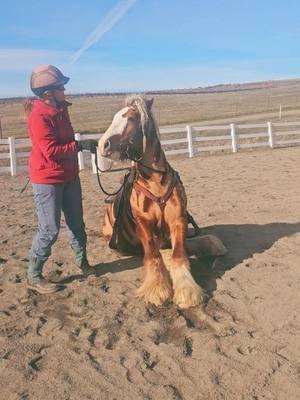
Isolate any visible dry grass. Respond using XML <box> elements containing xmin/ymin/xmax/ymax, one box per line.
<box><xmin>1</xmin><ymin>80</ymin><xmax>300</xmax><ymax>138</ymax></box>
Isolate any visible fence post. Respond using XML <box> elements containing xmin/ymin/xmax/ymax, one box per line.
<box><xmin>279</xmin><ymin>104</ymin><xmax>282</xmax><ymax>120</ymax></box>
<box><xmin>75</xmin><ymin>133</ymin><xmax>84</xmax><ymax>170</ymax></box>
<box><xmin>91</xmin><ymin>153</ymin><xmax>97</xmax><ymax>174</ymax></box>
<box><xmin>230</xmin><ymin>123</ymin><xmax>238</xmax><ymax>153</ymax></box>
<box><xmin>8</xmin><ymin>137</ymin><xmax>17</xmax><ymax>176</ymax></box>
<box><xmin>186</xmin><ymin>125</ymin><xmax>194</xmax><ymax>157</ymax></box>
<box><xmin>267</xmin><ymin>121</ymin><xmax>275</xmax><ymax>148</ymax></box>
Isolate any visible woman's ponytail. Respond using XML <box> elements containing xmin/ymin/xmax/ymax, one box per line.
<box><xmin>24</xmin><ymin>99</ymin><xmax>33</xmax><ymax>118</ymax></box>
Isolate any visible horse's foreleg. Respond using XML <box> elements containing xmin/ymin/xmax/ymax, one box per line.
<box><xmin>167</xmin><ymin>218</ymin><xmax>204</xmax><ymax>309</ymax></box>
<box><xmin>135</xmin><ymin>217</ymin><xmax>173</xmax><ymax>306</ymax></box>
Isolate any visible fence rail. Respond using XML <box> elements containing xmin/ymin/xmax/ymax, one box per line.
<box><xmin>1</xmin><ymin>120</ymin><xmax>300</xmax><ymax>176</ymax></box>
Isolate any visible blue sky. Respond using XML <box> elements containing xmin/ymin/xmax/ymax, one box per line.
<box><xmin>1</xmin><ymin>0</ymin><xmax>300</xmax><ymax>97</ymax></box>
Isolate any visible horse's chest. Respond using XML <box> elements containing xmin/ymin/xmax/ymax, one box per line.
<box><xmin>131</xmin><ymin>194</ymin><xmax>165</xmax><ymax>221</ymax></box>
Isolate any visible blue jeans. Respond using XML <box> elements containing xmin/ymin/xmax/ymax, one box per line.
<box><xmin>30</xmin><ymin>177</ymin><xmax>87</xmax><ymax>261</ymax></box>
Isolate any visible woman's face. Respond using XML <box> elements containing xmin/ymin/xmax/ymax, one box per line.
<box><xmin>52</xmin><ymin>86</ymin><xmax>66</xmax><ymax>103</ymax></box>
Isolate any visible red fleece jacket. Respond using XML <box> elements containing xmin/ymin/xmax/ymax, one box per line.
<box><xmin>28</xmin><ymin>99</ymin><xmax>79</xmax><ymax>183</ymax></box>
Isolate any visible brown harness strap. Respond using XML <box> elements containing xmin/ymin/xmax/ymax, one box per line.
<box><xmin>133</xmin><ymin>170</ymin><xmax>178</xmax><ymax>209</ymax></box>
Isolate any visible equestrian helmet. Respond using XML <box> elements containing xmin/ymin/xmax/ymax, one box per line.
<box><xmin>30</xmin><ymin>64</ymin><xmax>70</xmax><ymax>96</ymax></box>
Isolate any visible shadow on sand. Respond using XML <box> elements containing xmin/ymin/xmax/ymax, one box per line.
<box><xmin>58</xmin><ymin>254</ymin><xmax>143</xmax><ymax>285</ymax></box>
<box><xmin>191</xmin><ymin>222</ymin><xmax>300</xmax><ymax>296</ymax></box>
<box><xmin>60</xmin><ymin>222</ymin><xmax>300</xmax><ymax>298</ymax></box>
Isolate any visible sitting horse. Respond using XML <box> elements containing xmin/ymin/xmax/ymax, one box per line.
<box><xmin>98</xmin><ymin>95</ymin><xmax>226</xmax><ymax>309</ymax></box>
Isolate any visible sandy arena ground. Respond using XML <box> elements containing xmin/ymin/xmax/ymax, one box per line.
<box><xmin>1</xmin><ymin>147</ymin><xmax>300</xmax><ymax>400</ymax></box>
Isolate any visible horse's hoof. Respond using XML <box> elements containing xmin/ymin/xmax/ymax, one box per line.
<box><xmin>135</xmin><ymin>284</ymin><xmax>173</xmax><ymax>306</ymax></box>
<box><xmin>169</xmin><ymin>267</ymin><xmax>204</xmax><ymax>308</ymax></box>
<box><xmin>173</xmin><ymin>283</ymin><xmax>205</xmax><ymax>309</ymax></box>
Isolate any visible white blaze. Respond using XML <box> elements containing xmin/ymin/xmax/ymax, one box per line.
<box><xmin>98</xmin><ymin>106</ymin><xmax>130</xmax><ymax>158</ymax></box>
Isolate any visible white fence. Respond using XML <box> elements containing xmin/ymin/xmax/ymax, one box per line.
<box><xmin>1</xmin><ymin>121</ymin><xmax>300</xmax><ymax>176</ymax></box>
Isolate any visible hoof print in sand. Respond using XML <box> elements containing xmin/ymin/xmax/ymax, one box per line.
<box><xmin>99</xmin><ymin>278</ymin><xmax>110</xmax><ymax>293</ymax></box>
<box><xmin>28</xmin><ymin>354</ymin><xmax>43</xmax><ymax>372</ymax></box>
<box><xmin>164</xmin><ymin>385</ymin><xmax>183</xmax><ymax>400</ymax></box>
<box><xmin>142</xmin><ymin>350</ymin><xmax>159</xmax><ymax>370</ymax></box>
<box><xmin>181</xmin><ymin>337</ymin><xmax>193</xmax><ymax>357</ymax></box>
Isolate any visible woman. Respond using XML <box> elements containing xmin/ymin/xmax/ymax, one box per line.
<box><xmin>25</xmin><ymin>64</ymin><xmax>98</xmax><ymax>294</ymax></box>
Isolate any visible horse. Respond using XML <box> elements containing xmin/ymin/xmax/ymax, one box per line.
<box><xmin>98</xmin><ymin>95</ymin><xmax>226</xmax><ymax>309</ymax></box>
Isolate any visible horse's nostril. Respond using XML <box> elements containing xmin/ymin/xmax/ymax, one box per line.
<box><xmin>104</xmin><ymin>140</ymin><xmax>110</xmax><ymax>151</ymax></box>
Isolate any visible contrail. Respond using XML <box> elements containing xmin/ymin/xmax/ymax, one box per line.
<box><xmin>70</xmin><ymin>0</ymin><xmax>137</xmax><ymax>64</ymax></box>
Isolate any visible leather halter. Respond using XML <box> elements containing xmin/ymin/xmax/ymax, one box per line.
<box><xmin>133</xmin><ymin>168</ymin><xmax>178</xmax><ymax>209</ymax></box>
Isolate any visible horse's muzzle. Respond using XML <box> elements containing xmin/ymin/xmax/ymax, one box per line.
<box><xmin>100</xmin><ymin>139</ymin><xmax>114</xmax><ymax>158</ymax></box>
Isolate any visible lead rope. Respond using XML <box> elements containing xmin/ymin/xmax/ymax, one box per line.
<box><xmin>94</xmin><ymin>150</ymin><xmax>131</xmax><ymax>197</ymax></box>
<box><xmin>19</xmin><ymin>177</ymin><xmax>30</xmax><ymax>193</ymax></box>
<box><xmin>93</xmin><ymin>141</ymin><xmax>166</xmax><ymax>197</ymax></box>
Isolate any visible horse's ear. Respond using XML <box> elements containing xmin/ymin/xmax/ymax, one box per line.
<box><xmin>146</xmin><ymin>98</ymin><xmax>154</xmax><ymax>110</ymax></box>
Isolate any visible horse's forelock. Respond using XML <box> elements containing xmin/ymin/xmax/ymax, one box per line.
<box><xmin>125</xmin><ymin>96</ymin><xmax>148</xmax><ymax>126</ymax></box>
<box><xmin>124</xmin><ymin>95</ymin><xmax>159</xmax><ymax>142</ymax></box>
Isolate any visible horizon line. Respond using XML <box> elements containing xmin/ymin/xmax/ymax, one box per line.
<box><xmin>1</xmin><ymin>77</ymin><xmax>300</xmax><ymax>100</ymax></box>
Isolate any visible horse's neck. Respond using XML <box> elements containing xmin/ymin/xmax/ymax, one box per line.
<box><xmin>145</xmin><ymin>121</ymin><xmax>164</xmax><ymax>162</ymax></box>
<box><xmin>135</xmin><ymin>119</ymin><xmax>169</xmax><ymax>183</ymax></box>
<box><xmin>135</xmin><ymin>136</ymin><xmax>169</xmax><ymax>187</ymax></box>
<box><xmin>143</xmin><ymin>137</ymin><xmax>167</xmax><ymax>170</ymax></box>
